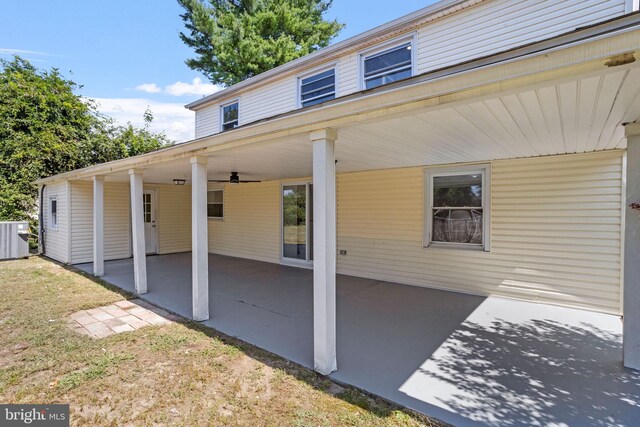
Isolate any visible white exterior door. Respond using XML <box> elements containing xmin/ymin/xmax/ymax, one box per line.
<box><xmin>143</xmin><ymin>190</ymin><xmax>157</xmax><ymax>254</ymax></box>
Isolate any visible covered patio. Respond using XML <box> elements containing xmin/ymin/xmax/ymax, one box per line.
<box><xmin>40</xmin><ymin>17</ymin><xmax>640</xmax><ymax>424</ymax></box>
<box><xmin>76</xmin><ymin>253</ymin><xmax>640</xmax><ymax>426</ymax></box>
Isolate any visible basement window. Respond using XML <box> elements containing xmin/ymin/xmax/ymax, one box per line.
<box><xmin>207</xmin><ymin>189</ymin><xmax>224</xmax><ymax>219</ymax></box>
<box><xmin>221</xmin><ymin>101</ymin><xmax>239</xmax><ymax>131</ymax></box>
<box><xmin>424</xmin><ymin>165</ymin><xmax>490</xmax><ymax>251</ymax></box>
<box><xmin>362</xmin><ymin>40</ymin><xmax>413</xmax><ymax>89</ymax></box>
<box><xmin>49</xmin><ymin>197</ymin><xmax>58</xmax><ymax>230</ymax></box>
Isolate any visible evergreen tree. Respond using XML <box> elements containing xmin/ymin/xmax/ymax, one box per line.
<box><xmin>178</xmin><ymin>0</ymin><xmax>344</xmax><ymax>86</ymax></box>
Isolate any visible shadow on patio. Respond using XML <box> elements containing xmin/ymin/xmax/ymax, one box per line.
<box><xmin>74</xmin><ymin>253</ymin><xmax>640</xmax><ymax>426</ymax></box>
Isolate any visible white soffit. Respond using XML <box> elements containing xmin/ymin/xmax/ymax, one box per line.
<box><xmin>100</xmin><ymin>64</ymin><xmax>640</xmax><ymax>183</ymax></box>
<box><xmin>334</xmin><ymin>66</ymin><xmax>640</xmax><ymax>172</ymax></box>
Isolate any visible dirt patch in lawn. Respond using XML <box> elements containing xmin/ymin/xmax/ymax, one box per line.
<box><xmin>0</xmin><ymin>256</ymin><xmax>447</xmax><ymax>426</ymax></box>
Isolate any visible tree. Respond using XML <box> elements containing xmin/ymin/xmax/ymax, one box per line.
<box><xmin>178</xmin><ymin>0</ymin><xmax>344</xmax><ymax>86</ymax></box>
<box><xmin>0</xmin><ymin>56</ymin><xmax>171</xmax><ymax>224</ymax></box>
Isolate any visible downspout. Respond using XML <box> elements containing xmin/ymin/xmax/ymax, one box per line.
<box><xmin>39</xmin><ymin>184</ymin><xmax>46</xmax><ymax>255</ymax></box>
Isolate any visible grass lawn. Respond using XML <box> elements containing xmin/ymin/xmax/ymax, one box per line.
<box><xmin>0</xmin><ymin>256</ymin><xmax>444</xmax><ymax>426</ymax></box>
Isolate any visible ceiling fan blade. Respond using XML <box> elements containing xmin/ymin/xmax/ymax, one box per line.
<box><xmin>239</xmin><ymin>180</ymin><xmax>262</xmax><ymax>183</ymax></box>
<box><xmin>208</xmin><ymin>180</ymin><xmax>229</xmax><ymax>183</ymax></box>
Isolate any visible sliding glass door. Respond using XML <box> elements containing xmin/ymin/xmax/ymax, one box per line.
<box><xmin>282</xmin><ymin>183</ymin><xmax>313</xmax><ymax>263</ymax></box>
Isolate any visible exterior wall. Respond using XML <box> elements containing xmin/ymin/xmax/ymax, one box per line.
<box><xmin>415</xmin><ymin>0</ymin><xmax>626</xmax><ymax>73</ymax></box>
<box><xmin>337</xmin><ymin>150</ymin><xmax>624</xmax><ymax>314</ymax></box>
<box><xmin>144</xmin><ymin>184</ymin><xmax>192</xmax><ymax>254</ymax></box>
<box><xmin>69</xmin><ymin>181</ymin><xmax>131</xmax><ymax>264</ymax></box>
<box><xmin>68</xmin><ymin>182</ymin><xmax>189</xmax><ymax>264</ymax></box>
<box><xmin>202</xmin><ymin>150</ymin><xmax>623</xmax><ymax>314</ymax></box>
<box><xmin>195</xmin><ymin>107</ymin><xmax>219</xmax><ymax>139</ymax></box>
<box><xmin>192</xmin><ymin>0</ymin><xmax>627</xmax><ymax>138</ymax></box>
<box><xmin>207</xmin><ymin>181</ymin><xmax>281</xmax><ymax>263</ymax></box>
<box><xmin>240</xmin><ymin>78</ymin><xmax>297</xmax><ymax>126</ymax></box>
<box><xmin>42</xmin><ymin>181</ymin><xmax>69</xmax><ymax>263</ymax></box>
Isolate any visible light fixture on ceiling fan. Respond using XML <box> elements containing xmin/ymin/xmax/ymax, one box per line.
<box><xmin>208</xmin><ymin>171</ymin><xmax>261</xmax><ymax>184</ymax></box>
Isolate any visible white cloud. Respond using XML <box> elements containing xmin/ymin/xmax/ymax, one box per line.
<box><xmin>134</xmin><ymin>77</ymin><xmax>221</xmax><ymax>97</ymax></box>
<box><xmin>164</xmin><ymin>77</ymin><xmax>221</xmax><ymax>96</ymax></box>
<box><xmin>135</xmin><ymin>83</ymin><xmax>162</xmax><ymax>93</ymax></box>
<box><xmin>90</xmin><ymin>97</ymin><xmax>194</xmax><ymax>143</ymax></box>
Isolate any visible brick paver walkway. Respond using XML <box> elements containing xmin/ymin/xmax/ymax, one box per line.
<box><xmin>68</xmin><ymin>299</ymin><xmax>178</xmax><ymax>338</ymax></box>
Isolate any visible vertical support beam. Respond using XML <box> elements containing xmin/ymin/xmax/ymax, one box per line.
<box><xmin>624</xmin><ymin>122</ymin><xmax>640</xmax><ymax>370</ymax></box>
<box><xmin>129</xmin><ymin>169</ymin><xmax>147</xmax><ymax>294</ymax></box>
<box><xmin>311</xmin><ymin>128</ymin><xmax>338</xmax><ymax>375</ymax></box>
<box><xmin>93</xmin><ymin>175</ymin><xmax>105</xmax><ymax>277</ymax></box>
<box><xmin>191</xmin><ymin>156</ymin><xmax>209</xmax><ymax>321</ymax></box>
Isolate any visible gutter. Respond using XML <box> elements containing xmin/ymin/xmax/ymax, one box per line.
<box><xmin>34</xmin><ymin>12</ymin><xmax>640</xmax><ymax>185</ymax></box>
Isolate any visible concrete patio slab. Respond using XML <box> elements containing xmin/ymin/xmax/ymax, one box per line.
<box><xmin>75</xmin><ymin>253</ymin><xmax>640</xmax><ymax>426</ymax></box>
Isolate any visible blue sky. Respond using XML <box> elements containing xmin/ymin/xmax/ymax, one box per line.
<box><xmin>1</xmin><ymin>0</ymin><xmax>436</xmax><ymax>141</ymax></box>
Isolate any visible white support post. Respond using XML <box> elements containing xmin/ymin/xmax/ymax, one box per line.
<box><xmin>624</xmin><ymin>122</ymin><xmax>640</xmax><ymax>370</ymax></box>
<box><xmin>129</xmin><ymin>169</ymin><xmax>147</xmax><ymax>295</ymax></box>
<box><xmin>93</xmin><ymin>175</ymin><xmax>105</xmax><ymax>277</ymax></box>
<box><xmin>311</xmin><ymin>128</ymin><xmax>338</xmax><ymax>375</ymax></box>
<box><xmin>191</xmin><ymin>156</ymin><xmax>209</xmax><ymax>321</ymax></box>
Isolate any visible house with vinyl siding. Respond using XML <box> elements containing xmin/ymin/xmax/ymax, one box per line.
<box><xmin>36</xmin><ymin>0</ymin><xmax>640</xmax><ymax>423</ymax></box>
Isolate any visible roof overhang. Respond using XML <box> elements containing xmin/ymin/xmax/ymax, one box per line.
<box><xmin>35</xmin><ymin>12</ymin><xmax>640</xmax><ymax>185</ymax></box>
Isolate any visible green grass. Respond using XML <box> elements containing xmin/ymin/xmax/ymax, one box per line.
<box><xmin>0</xmin><ymin>256</ymin><xmax>446</xmax><ymax>426</ymax></box>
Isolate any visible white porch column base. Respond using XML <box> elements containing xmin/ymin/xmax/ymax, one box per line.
<box><xmin>129</xmin><ymin>169</ymin><xmax>147</xmax><ymax>295</ymax></box>
<box><xmin>93</xmin><ymin>175</ymin><xmax>105</xmax><ymax>277</ymax></box>
<box><xmin>191</xmin><ymin>156</ymin><xmax>209</xmax><ymax>321</ymax></box>
<box><xmin>311</xmin><ymin>128</ymin><xmax>338</xmax><ymax>375</ymax></box>
<box><xmin>624</xmin><ymin>122</ymin><xmax>640</xmax><ymax>370</ymax></box>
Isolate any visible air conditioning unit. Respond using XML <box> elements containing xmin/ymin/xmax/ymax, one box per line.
<box><xmin>0</xmin><ymin>221</ymin><xmax>30</xmax><ymax>260</ymax></box>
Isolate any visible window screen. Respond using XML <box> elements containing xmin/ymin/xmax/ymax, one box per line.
<box><xmin>300</xmin><ymin>69</ymin><xmax>335</xmax><ymax>107</ymax></box>
<box><xmin>363</xmin><ymin>42</ymin><xmax>412</xmax><ymax>89</ymax></box>
<box><xmin>431</xmin><ymin>173</ymin><xmax>483</xmax><ymax>245</ymax></box>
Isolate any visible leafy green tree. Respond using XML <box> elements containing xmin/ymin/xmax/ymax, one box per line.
<box><xmin>0</xmin><ymin>57</ymin><xmax>171</xmax><ymax>224</ymax></box>
<box><xmin>178</xmin><ymin>0</ymin><xmax>344</xmax><ymax>86</ymax></box>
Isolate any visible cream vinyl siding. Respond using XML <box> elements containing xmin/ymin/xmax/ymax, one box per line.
<box><xmin>69</xmin><ymin>181</ymin><xmax>131</xmax><ymax>264</ymax></box>
<box><xmin>69</xmin><ymin>182</ymin><xmax>191</xmax><ymax>263</ymax></box>
<box><xmin>42</xmin><ymin>181</ymin><xmax>69</xmax><ymax>263</ymax></box>
<box><xmin>338</xmin><ymin>52</ymin><xmax>358</xmax><ymax>96</ymax></box>
<box><xmin>416</xmin><ymin>0</ymin><xmax>626</xmax><ymax>73</ymax></box>
<box><xmin>336</xmin><ymin>150</ymin><xmax>624</xmax><ymax>314</ymax></box>
<box><xmin>208</xmin><ymin>181</ymin><xmax>280</xmax><ymax>263</ymax></box>
<box><xmin>144</xmin><ymin>184</ymin><xmax>192</xmax><ymax>254</ymax></box>
<box><xmin>240</xmin><ymin>78</ymin><xmax>297</xmax><ymax>125</ymax></box>
<box><xmin>189</xmin><ymin>0</ymin><xmax>626</xmax><ymax>133</ymax></box>
<box><xmin>195</xmin><ymin>106</ymin><xmax>219</xmax><ymax>139</ymax></box>
<box><xmin>69</xmin><ymin>181</ymin><xmax>91</xmax><ymax>263</ymax></box>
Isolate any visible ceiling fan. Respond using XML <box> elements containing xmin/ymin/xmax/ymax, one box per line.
<box><xmin>208</xmin><ymin>171</ymin><xmax>261</xmax><ymax>184</ymax></box>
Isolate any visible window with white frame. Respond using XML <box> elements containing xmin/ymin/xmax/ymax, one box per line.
<box><xmin>299</xmin><ymin>68</ymin><xmax>336</xmax><ymax>107</ymax></box>
<box><xmin>49</xmin><ymin>197</ymin><xmax>58</xmax><ymax>229</ymax></box>
<box><xmin>362</xmin><ymin>41</ymin><xmax>413</xmax><ymax>89</ymax></box>
<box><xmin>207</xmin><ymin>189</ymin><xmax>223</xmax><ymax>219</ymax></box>
<box><xmin>425</xmin><ymin>165</ymin><xmax>490</xmax><ymax>250</ymax></box>
<box><xmin>221</xmin><ymin>101</ymin><xmax>239</xmax><ymax>131</ymax></box>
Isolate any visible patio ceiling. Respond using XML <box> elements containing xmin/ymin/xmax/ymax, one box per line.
<box><xmin>95</xmin><ymin>61</ymin><xmax>640</xmax><ymax>185</ymax></box>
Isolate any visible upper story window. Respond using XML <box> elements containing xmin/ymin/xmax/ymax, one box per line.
<box><xmin>424</xmin><ymin>164</ymin><xmax>491</xmax><ymax>251</ymax></box>
<box><xmin>221</xmin><ymin>101</ymin><xmax>239</xmax><ymax>131</ymax></box>
<box><xmin>362</xmin><ymin>41</ymin><xmax>413</xmax><ymax>89</ymax></box>
<box><xmin>300</xmin><ymin>68</ymin><xmax>336</xmax><ymax>108</ymax></box>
